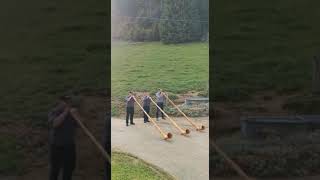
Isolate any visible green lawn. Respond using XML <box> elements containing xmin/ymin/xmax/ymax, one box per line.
<box><xmin>212</xmin><ymin>0</ymin><xmax>320</xmax><ymax>101</ymax></box>
<box><xmin>0</xmin><ymin>0</ymin><xmax>107</xmax><ymax>124</ymax></box>
<box><xmin>111</xmin><ymin>41</ymin><xmax>209</xmax><ymax>114</ymax></box>
<box><xmin>112</xmin><ymin>151</ymin><xmax>175</xmax><ymax>180</ymax></box>
<box><xmin>0</xmin><ymin>0</ymin><xmax>108</xmax><ymax>175</ymax></box>
<box><xmin>0</xmin><ymin>136</ymin><xmax>23</xmax><ymax>175</ymax></box>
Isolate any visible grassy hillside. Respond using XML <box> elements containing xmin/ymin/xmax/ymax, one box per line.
<box><xmin>0</xmin><ymin>0</ymin><xmax>107</xmax><ymax>174</ymax></box>
<box><xmin>111</xmin><ymin>41</ymin><xmax>209</xmax><ymax>115</ymax></box>
<box><xmin>212</xmin><ymin>0</ymin><xmax>320</xmax><ymax>101</ymax></box>
<box><xmin>0</xmin><ymin>0</ymin><xmax>107</xmax><ymax>123</ymax></box>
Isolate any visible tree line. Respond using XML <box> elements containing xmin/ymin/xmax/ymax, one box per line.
<box><xmin>112</xmin><ymin>0</ymin><xmax>208</xmax><ymax>44</ymax></box>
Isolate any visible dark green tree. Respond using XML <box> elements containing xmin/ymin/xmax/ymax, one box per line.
<box><xmin>160</xmin><ymin>0</ymin><xmax>201</xmax><ymax>43</ymax></box>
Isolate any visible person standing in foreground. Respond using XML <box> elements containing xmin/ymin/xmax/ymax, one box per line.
<box><xmin>142</xmin><ymin>92</ymin><xmax>151</xmax><ymax>123</ymax></box>
<box><xmin>48</xmin><ymin>94</ymin><xmax>79</xmax><ymax>180</ymax></box>
<box><xmin>125</xmin><ymin>91</ymin><xmax>135</xmax><ymax>126</ymax></box>
<box><xmin>156</xmin><ymin>89</ymin><xmax>166</xmax><ymax>121</ymax></box>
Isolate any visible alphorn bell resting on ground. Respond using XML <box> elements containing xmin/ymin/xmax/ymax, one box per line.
<box><xmin>48</xmin><ymin>93</ymin><xmax>81</xmax><ymax>180</ymax></box>
<box><xmin>125</xmin><ymin>91</ymin><xmax>135</xmax><ymax>126</ymax></box>
<box><xmin>149</xmin><ymin>97</ymin><xmax>190</xmax><ymax>135</ymax></box>
<box><xmin>163</xmin><ymin>92</ymin><xmax>205</xmax><ymax>131</ymax></box>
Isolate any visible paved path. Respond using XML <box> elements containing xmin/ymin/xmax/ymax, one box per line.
<box><xmin>112</xmin><ymin>116</ymin><xmax>209</xmax><ymax>180</ymax></box>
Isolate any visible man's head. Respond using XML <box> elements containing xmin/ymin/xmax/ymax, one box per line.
<box><xmin>128</xmin><ymin>91</ymin><xmax>133</xmax><ymax>96</ymax></box>
<box><xmin>59</xmin><ymin>95</ymin><xmax>71</xmax><ymax>105</ymax></box>
<box><xmin>58</xmin><ymin>91</ymin><xmax>81</xmax><ymax>108</ymax></box>
<box><xmin>145</xmin><ymin>92</ymin><xmax>150</xmax><ymax>96</ymax></box>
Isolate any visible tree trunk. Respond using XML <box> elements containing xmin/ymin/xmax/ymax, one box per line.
<box><xmin>313</xmin><ymin>56</ymin><xmax>320</xmax><ymax>94</ymax></box>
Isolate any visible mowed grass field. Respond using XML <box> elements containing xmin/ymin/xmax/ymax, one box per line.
<box><xmin>111</xmin><ymin>42</ymin><xmax>209</xmax><ymax>115</ymax></box>
<box><xmin>112</xmin><ymin>152</ymin><xmax>175</xmax><ymax>180</ymax></box>
<box><xmin>0</xmin><ymin>0</ymin><xmax>107</xmax><ymax>124</ymax></box>
<box><xmin>213</xmin><ymin>0</ymin><xmax>320</xmax><ymax>101</ymax></box>
<box><xmin>0</xmin><ymin>0</ymin><xmax>107</xmax><ymax>174</ymax></box>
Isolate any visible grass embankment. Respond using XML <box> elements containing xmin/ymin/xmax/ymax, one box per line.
<box><xmin>0</xmin><ymin>136</ymin><xmax>23</xmax><ymax>175</ymax></box>
<box><xmin>213</xmin><ymin>131</ymin><xmax>320</xmax><ymax>177</ymax></box>
<box><xmin>112</xmin><ymin>151</ymin><xmax>175</xmax><ymax>180</ymax></box>
<box><xmin>0</xmin><ymin>0</ymin><xmax>107</xmax><ymax>174</ymax></box>
<box><xmin>212</xmin><ymin>1</ymin><xmax>320</xmax><ymax>178</ymax></box>
<box><xmin>213</xmin><ymin>0</ymin><xmax>320</xmax><ymax>102</ymax></box>
<box><xmin>111</xmin><ymin>42</ymin><xmax>209</xmax><ymax>116</ymax></box>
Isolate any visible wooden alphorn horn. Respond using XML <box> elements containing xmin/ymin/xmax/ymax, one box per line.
<box><xmin>70</xmin><ymin>109</ymin><xmax>111</xmax><ymax>163</ymax></box>
<box><xmin>149</xmin><ymin>97</ymin><xmax>190</xmax><ymax>135</ymax></box>
<box><xmin>163</xmin><ymin>93</ymin><xmax>205</xmax><ymax>131</ymax></box>
<box><xmin>132</xmin><ymin>96</ymin><xmax>172</xmax><ymax>140</ymax></box>
<box><xmin>211</xmin><ymin>141</ymin><xmax>254</xmax><ymax>180</ymax></box>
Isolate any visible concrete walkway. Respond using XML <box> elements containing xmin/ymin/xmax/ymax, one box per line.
<box><xmin>112</xmin><ymin>116</ymin><xmax>209</xmax><ymax>180</ymax></box>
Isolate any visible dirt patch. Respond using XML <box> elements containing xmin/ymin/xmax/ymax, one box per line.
<box><xmin>213</xmin><ymin>91</ymin><xmax>303</xmax><ymax>135</ymax></box>
<box><xmin>174</xmin><ymin>91</ymin><xmax>201</xmax><ymax>104</ymax></box>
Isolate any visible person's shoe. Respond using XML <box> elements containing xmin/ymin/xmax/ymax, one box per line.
<box><xmin>144</xmin><ymin>121</ymin><xmax>147</xmax><ymax>123</ymax></box>
<box><xmin>126</xmin><ymin>124</ymin><xmax>129</xmax><ymax>126</ymax></box>
<box><xmin>157</xmin><ymin>118</ymin><xmax>159</xmax><ymax>121</ymax></box>
<box><xmin>130</xmin><ymin>122</ymin><xmax>135</xmax><ymax>125</ymax></box>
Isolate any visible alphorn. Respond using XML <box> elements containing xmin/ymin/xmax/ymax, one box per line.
<box><xmin>211</xmin><ymin>141</ymin><xmax>254</xmax><ymax>180</ymax></box>
<box><xmin>149</xmin><ymin>97</ymin><xmax>190</xmax><ymax>135</ymax></box>
<box><xmin>163</xmin><ymin>93</ymin><xmax>205</xmax><ymax>131</ymax></box>
<box><xmin>70</xmin><ymin>110</ymin><xmax>111</xmax><ymax>163</ymax></box>
<box><xmin>132</xmin><ymin>96</ymin><xmax>172</xmax><ymax>140</ymax></box>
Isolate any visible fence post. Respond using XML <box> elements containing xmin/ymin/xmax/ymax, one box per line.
<box><xmin>312</xmin><ymin>56</ymin><xmax>320</xmax><ymax>94</ymax></box>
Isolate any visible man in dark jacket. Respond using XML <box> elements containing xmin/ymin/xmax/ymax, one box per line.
<box><xmin>125</xmin><ymin>91</ymin><xmax>135</xmax><ymax>126</ymax></box>
<box><xmin>142</xmin><ymin>92</ymin><xmax>151</xmax><ymax>123</ymax></box>
<box><xmin>48</xmin><ymin>94</ymin><xmax>79</xmax><ymax>180</ymax></box>
<box><xmin>155</xmin><ymin>89</ymin><xmax>166</xmax><ymax>120</ymax></box>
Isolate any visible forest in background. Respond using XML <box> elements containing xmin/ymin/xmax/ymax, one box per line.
<box><xmin>111</xmin><ymin>0</ymin><xmax>209</xmax><ymax>43</ymax></box>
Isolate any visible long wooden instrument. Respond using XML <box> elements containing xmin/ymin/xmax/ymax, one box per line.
<box><xmin>132</xmin><ymin>96</ymin><xmax>172</xmax><ymax>140</ymax></box>
<box><xmin>163</xmin><ymin>93</ymin><xmax>205</xmax><ymax>131</ymax></box>
<box><xmin>211</xmin><ymin>141</ymin><xmax>255</xmax><ymax>180</ymax></box>
<box><xmin>70</xmin><ymin>110</ymin><xmax>111</xmax><ymax>163</ymax></box>
<box><xmin>149</xmin><ymin>97</ymin><xmax>190</xmax><ymax>135</ymax></box>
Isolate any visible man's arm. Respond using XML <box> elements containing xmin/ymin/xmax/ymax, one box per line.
<box><xmin>49</xmin><ymin>107</ymin><xmax>69</xmax><ymax>128</ymax></box>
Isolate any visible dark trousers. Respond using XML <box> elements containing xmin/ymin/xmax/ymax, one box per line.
<box><xmin>49</xmin><ymin>144</ymin><xmax>76</xmax><ymax>180</ymax></box>
<box><xmin>143</xmin><ymin>106</ymin><xmax>150</xmax><ymax>122</ymax></box>
<box><xmin>126</xmin><ymin>107</ymin><xmax>134</xmax><ymax>125</ymax></box>
<box><xmin>156</xmin><ymin>102</ymin><xmax>164</xmax><ymax>119</ymax></box>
